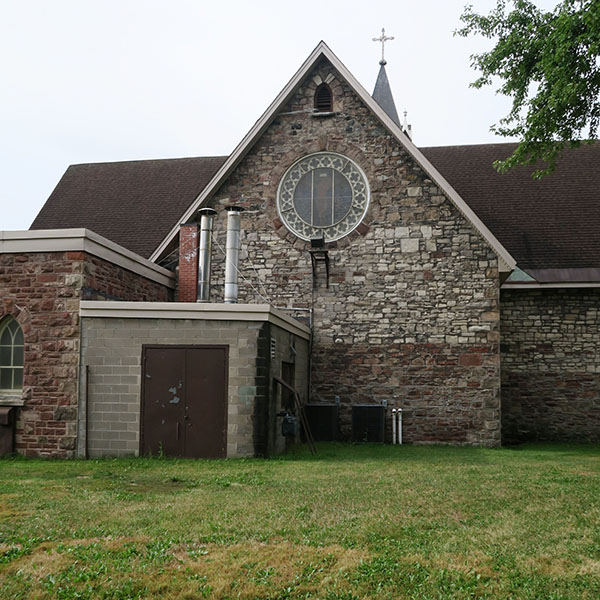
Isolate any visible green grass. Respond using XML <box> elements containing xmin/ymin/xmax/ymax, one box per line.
<box><xmin>1</xmin><ymin>443</ymin><xmax>599</xmax><ymax>599</ymax></box>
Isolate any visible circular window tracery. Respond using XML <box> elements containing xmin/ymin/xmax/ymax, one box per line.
<box><xmin>276</xmin><ymin>152</ymin><xmax>370</xmax><ymax>242</ymax></box>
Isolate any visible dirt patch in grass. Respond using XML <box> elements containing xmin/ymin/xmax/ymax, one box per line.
<box><xmin>0</xmin><ymin>496</ymin><xmax>24</xmax><ymax>520</ymax></box>
<box><xmin>1</xmin><ymin>536</ymin><xmax>369</xmax><ymax>599</ymax></box>
<box><xmin>182</xmin><ymin>540</ymin><xmax>368</xmax><ymax>596</ymax></box>
<box><xmin>429</xmin><ymin>551</ymin><xmax>495</xmax><ymax>578</ymax></box>
<box><xmin>526</xmin><ymin>555</ymin><xmax>600</xmax><ymax>576</ymax></box>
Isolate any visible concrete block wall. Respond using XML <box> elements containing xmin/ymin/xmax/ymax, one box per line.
<box><xmin>80</xmin><ymin>316</ymin><xmax>309</xmax><ymax>458</ymax></box>
<box><xmin>501</xmin><ymin>288</ymin><xmax>600</xmax><ymax>442</ymax></box>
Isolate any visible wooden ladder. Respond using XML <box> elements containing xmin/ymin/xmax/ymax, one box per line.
<box><xmin>273</xmin><ymin>376</ymin><xmax>316</xmax><ymax>455</ymax></box>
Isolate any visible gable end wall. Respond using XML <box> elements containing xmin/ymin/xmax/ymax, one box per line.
<box><xmin>186</xmin><ymin>59</ymin><xmax>502</xmax><ymax>446</ymax></box>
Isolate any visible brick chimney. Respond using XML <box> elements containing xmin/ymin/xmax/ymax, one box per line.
<box><xmin>178</xmin><ymin>222</ymin><xmax>199</xmax><ymax>302</ymax></box>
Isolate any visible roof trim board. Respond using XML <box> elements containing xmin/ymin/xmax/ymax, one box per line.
<box><xmin>79</xmin><ymin>301</ymin><xmax>311</xmax><ymax>339</ymax></box>
<box><xmin>150</xmin><ymin>41</ymin><xmax>516</xmax><ymax>273</ymax></box>
<box><xmin>502</xmin><ymin>282</ymin><xmax>600</xmax><ymax>289</ymax></box>
<box><xmin>0</xmin><ymin>229</ymin><xmax>176</xmax><ymax>289</ymax></box>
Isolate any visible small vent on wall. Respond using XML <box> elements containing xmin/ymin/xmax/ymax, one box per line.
<box><xmin>270</xmin><ymin>338</ymin><xmax>276</xmax><ymax>360</ymax></box>
<box><xmin>314</xmin><ymin>83</ymin><xmax>333</xmax><ymax>112</ymax></box>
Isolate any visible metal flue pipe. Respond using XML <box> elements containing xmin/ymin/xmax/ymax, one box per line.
<box><xmin>224</xmin><ymin>206</ymin><xmax>244</xmax><ymax>304</ymax></box>
<box><xmin>197</xmin><ymin>208</ymin><xmax>217</xmax><ymax>302</ymax></box>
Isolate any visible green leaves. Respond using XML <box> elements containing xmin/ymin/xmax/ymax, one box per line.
<box><xmin>456</xmin><ymin>0</ymin><xmax>600</xmax><ymax>176</ymax></box>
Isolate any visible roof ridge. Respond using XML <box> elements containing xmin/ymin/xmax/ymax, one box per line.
<box><xmin>419</xmin><ymin>142</ymin><xmax>519</xmax><ymax>150</ymax></box>
<box><xmin>69</xmin><ymin>155</ymin><xmax>229</xmax><ymax>168</ymax></box>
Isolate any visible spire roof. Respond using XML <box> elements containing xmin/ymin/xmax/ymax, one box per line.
<box><xmin>372</xmin><ymin>63</ymin><xmax>401</xmax><ymax>126</ymax></box>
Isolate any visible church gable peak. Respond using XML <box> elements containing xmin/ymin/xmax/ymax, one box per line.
<box><xmin>151</xmin><ymin>41</ymin><xmax>515</xmax><ymax>273</ymax></box>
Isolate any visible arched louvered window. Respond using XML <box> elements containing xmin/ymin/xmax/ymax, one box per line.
<box><xmin>0</xmin><ymin>317</ymin><xmax>24</xmax><ymax>391</ymax></box>
<box><xmin>314</xmin><ymin>83</ymin><xmax>333</xmax><ymax>112</ymax></box>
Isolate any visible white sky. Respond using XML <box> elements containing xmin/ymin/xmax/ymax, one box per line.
<box><xmin>1</xmin><ymin>0</ymin><xmax>556</xmax><ymax>230</ymax></box>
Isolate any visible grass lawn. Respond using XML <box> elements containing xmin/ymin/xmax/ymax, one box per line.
<box><xmin>1</xmin><ymin>443</ymin><xmax>599</xmax><ymax>599</ymax></box>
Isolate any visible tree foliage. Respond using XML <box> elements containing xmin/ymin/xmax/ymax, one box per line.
<box><xmin>456</xmin><ymin>0</ymin><xmax>600</xmax><ymax>176</ymax></box>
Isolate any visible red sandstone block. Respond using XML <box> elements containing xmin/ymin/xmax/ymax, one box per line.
<box><xmin>459</xmin><ymin>353</ymin><xmax>482</xmax><ymax>366</ymax></box>
<box><xmin>356</xmin><ymin>222</ymin><xmax>370</xmax><ymax>235</ymax></box>
<box><xmin>66</xmin><ymin>252</ymin><xmax>85</xmax><ymax>260</ymax></box>
<box><xmin>37</xmin><ymin>273</ymin><xmax>59</xmax><ymax>283</ymax></box>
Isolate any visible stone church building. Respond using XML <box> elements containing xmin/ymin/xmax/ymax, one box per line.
<box><xmin>1</xmin><ymin>42</ymin><xmax>599</xmax><ymax>458</ymax></box>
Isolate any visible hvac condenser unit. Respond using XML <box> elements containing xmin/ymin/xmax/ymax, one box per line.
<box><xmin>352</xmin><ymin>404</ymin><xmax>385</xmax><ymax>443</ymax></box>
<box><xmin>304</xmin><ymin>403</ymin><xmax>338</xmax><ymax>441</ymax></box>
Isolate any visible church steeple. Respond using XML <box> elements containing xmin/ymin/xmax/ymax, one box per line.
<box><xmin>371</xmin><ymin>28</ymin><xmax>401</xmax><ymax>128</ymax></box>
<box><xmin>372</xmin><ymin>62</ymin><xmax>401</xmax><ymax>127</ymax></box>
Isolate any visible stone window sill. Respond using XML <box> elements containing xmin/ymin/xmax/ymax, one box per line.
<box><xmin>0</xmin><ymin>393</ymin><xmax>25</xmax><ymax>407</ymax></box>
<box><xmin>311</xmin><ymin>111</ymin><xmax>337</xmax><ymax>118</ymax></box>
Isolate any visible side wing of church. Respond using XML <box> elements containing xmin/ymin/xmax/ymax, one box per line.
<box><xmin>1</xmin><ymin>42</ymin><xmax>599</xmax><ymax>457</ymax></box>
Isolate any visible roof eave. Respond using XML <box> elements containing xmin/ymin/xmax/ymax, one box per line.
<box><xmin>149</xmin><ymin>41</ymin><xmax>516</xmax><ymax>274</ymax></box>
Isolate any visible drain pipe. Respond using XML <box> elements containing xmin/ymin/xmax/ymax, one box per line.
<box><xmin>224</xmin><ymin>206</ymin><xmax>244</xmax><ymax>304</ymax></box>
<box><xmin>197</xmin><ymin>208</ymin><xmax>217</xmax><ymax>302</ymax></box>
<box><xmin>391</xmin><ymin>407</ymin><xmax>403</xmax><ymax>444</ymax></box>
<box><xmin>397</xmin><ymin>408</ymin><xmax>403</xmax><ymax>445</ymax></box>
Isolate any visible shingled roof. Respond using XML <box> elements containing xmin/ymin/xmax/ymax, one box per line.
<box><xmin>420</xmin><ymin>142</ymin><xmax>600</xmax><ymax>271</ymax></box>
<box><xmin>30</xmin><ymin>142</ymin><xmax>600</xmax><ymax>273</ymax></box>
<box><xmin>30</xmin><ymin>156</ymin><xmax>227</xmax><ymax>259</ymax></box>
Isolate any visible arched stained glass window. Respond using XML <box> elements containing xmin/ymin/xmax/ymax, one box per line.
<box><xmin>0</xmin><ymin>317</ymin><xmax>24</xmax><ymax>391</ymax></box>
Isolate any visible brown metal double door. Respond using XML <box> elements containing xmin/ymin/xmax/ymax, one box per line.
<box><xmin>141</xmin><ymin>345</ymin><xmax>228</xmax><ymax>458</ymax></box>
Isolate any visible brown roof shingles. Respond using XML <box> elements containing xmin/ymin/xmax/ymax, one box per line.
<box><xmin>30</xmin><ymin>156</ymin><xmax>227</xmax><ymax>259</ymax></box>
<box><xmin>421</xmin><ymin>142</ymin><xmax>600</xmax><ymax>270</ymax></box>
<box><xmin>31</xmin><ymin>143</ymin><xmax>600</xmax><ymax>271</ymax></box>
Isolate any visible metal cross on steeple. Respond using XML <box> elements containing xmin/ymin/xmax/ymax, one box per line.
<box><xmin>372</xmin><ymin>28</ymin><xmax>394</xmax><ymax>65</ymax></box>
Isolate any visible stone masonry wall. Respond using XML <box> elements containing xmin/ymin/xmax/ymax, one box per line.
<box><xmin>0</xmin><ymin>250</ymin><xmax>172</xmax><ymax>457</ymax></box>
<box><xmin>501</xmin><ymin>288</ymin><xmax>600</xmax><ymax>442</ymax></box>
<box><xmin>180</xmin><ymin>58</ymin><xmax>502</xmax><ymax>446</ymax></box>
<box><xmin>80</xmin><ymin>253</ymin><xmax>172</xmax><ymax>302</ymax></box>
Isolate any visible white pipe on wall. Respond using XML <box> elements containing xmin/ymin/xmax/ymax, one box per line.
<box><xmin>397</xmin><ymin>408</ymin><xmax>403</xmax><ymax>445</ymax></box>
<box><xmin>390</xmin><ymin>407</ymin><xmax>403</xmax><ymax>445</ymax></box>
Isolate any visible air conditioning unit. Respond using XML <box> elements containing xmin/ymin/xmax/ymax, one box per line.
<box><xmin>352</xmin><ymin>404</ymin><xmax>385</xmax><ymax>443</ymax></box>
<box><xmin>304</xmin><ymin>403</ymin><xmax>338</xmax><ymax>441</ymax></box>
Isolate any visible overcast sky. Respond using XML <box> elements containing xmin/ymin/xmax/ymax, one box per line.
<box><xmin>1</xmin><ymin>0</ymin><xmax>556</xmax><ymax>230</ymax></box>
